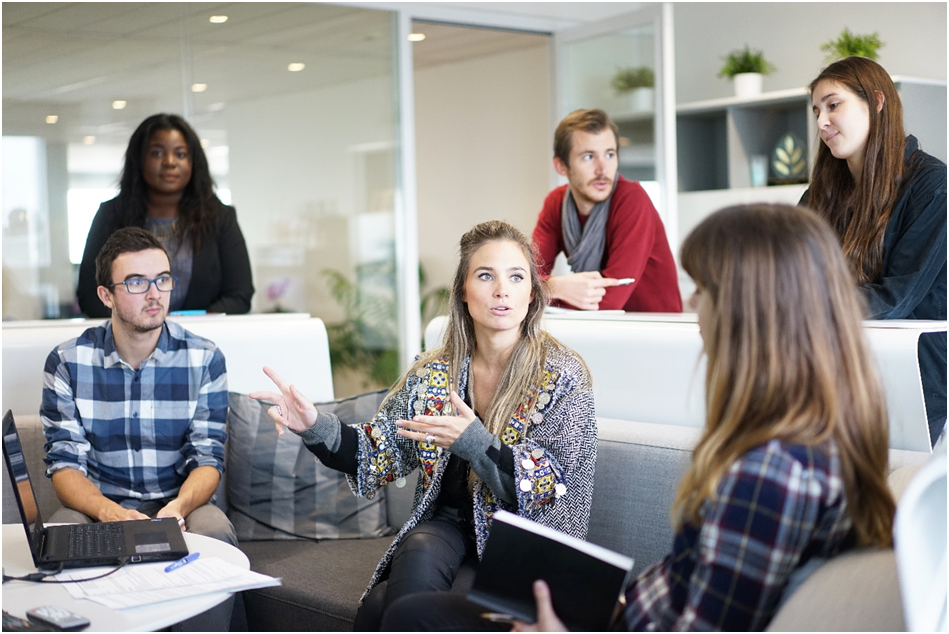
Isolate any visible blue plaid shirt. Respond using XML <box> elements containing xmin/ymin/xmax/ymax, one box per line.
<box><xmin>622</xmin><ymin>439</ymin><xmax>856</xmax><ymax>631</ymax></box>
<box><xmin>41</xmin><ymin>320</ymin><xmax>228</xmax><ymax>507</ymax></box>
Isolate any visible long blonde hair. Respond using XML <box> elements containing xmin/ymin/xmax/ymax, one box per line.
<box><xmin>395</xmin><ymin>220</ymin><xmax>553</xmax><ymax>436</ymax></box>
<box><xmin>676</xmin><ymin>204</ymin><xmax>894</xmax><ymax>547</ymax></box>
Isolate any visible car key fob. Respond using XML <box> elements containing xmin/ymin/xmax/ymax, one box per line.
<box><xmin>26</xmin><ymin>606</ymin><xmax>90</xmax><ymax>631</ymax></box>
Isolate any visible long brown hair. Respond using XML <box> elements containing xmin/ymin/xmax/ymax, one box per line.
<box><xmin>393</xmin><ymin>221</ymin><xmax>556</xmax><ymax>437</ymax></box>
<box><xmin>806</xmin><ymin>57</ymin><xmax>905</xmax><ymax>284</ymax></box>
<box><xmin>676</xmin><ymin>204</ymin><xmax>894</xmax><ymax>547</ymax></box>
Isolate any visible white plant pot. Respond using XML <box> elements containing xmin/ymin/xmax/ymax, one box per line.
<box><xmin>626</xmin><ymin>87</ymin><xmax>654</xmax><ymax>112</ymax></box>
<box><xmin>733</xmin><ymin>73</ymin><xmax>763</xmax><ymax>99</ymax></box>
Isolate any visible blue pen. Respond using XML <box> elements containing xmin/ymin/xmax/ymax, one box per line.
<box><xmin>165</xmin><ymin>552</ymin><xmax>200</xmax><ymax>572</ymax></box>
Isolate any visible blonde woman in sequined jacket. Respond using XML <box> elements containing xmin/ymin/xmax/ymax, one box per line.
<box><xmin>251</xmin><ymin>220</ymin><xmax>597</xmax><ymax>630</ymax></box>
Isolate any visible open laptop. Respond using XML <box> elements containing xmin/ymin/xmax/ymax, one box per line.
<box><xmin>2</xmin><ymin>410</ymin><xmax>189</xmax><ymax>570</ymax></box>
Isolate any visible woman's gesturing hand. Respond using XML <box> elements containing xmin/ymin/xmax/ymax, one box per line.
<box><xmin>248</xmin><ymin>366</ymin><xmax>318</xmax><ymax>435</ymax></box>
<box><xmin>396</xmin><ymin>391</ymin><xmax>475</xmax><ymax>448</ymax></box>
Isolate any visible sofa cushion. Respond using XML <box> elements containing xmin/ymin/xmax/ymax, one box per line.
<box><xmin>240</xmin><ymin>537</ymin><xmax>394</xmax><ymax>631</ymax></box>
<box><xmin>226</xmin><ymin>390</ymin><xmax>391</xmax><ymax>541</ymax></box>
<box><xmin>588</xmin><ymin>418</ymin><xmax>700</xmax><ymax>574</ymax></box>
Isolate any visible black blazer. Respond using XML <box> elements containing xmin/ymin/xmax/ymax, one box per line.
<box><xmin>77</xmin><ymin>198</ymin><xmax>255</xmax><ymax>317</ymax></box>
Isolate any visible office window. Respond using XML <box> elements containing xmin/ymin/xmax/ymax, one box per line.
<box><xmin>3</xmin><ymin>3</ymin><xmax>402</xmax><ymax>395</ymax></box>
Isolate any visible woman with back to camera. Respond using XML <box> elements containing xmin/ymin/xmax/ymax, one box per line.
<box><xmin>384</xmin><ymin>204</ymin><xmax>896</xmax><ymax>632</ymax></box>
<box><xmin>77</xmin><ymin>113</ymin><xmax>254</xmax><ymax>317</ymax></box>
<box><xmin>803</xmin><ymin>56</ymin><xmax>947</xmax><ymax>445</ymax></box>
<box><xmin>250</xmin><ymin>220</ymin><xmax>597</xmax><ymax>630</ymax></box>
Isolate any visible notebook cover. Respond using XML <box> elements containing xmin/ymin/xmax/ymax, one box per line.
<box><xmin>467</xmin><ymin>510</ymin><xmax>633</xmax><ymax>631</ymax></box>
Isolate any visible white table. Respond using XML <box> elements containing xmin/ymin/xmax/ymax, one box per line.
<box><xmin>2</xmin><ymin>524</ymin><xmax>250</xmax><ymax>631</ymax></box>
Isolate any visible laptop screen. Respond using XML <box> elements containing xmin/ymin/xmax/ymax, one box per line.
<box><xmin>2</xmin><ymin>410</ymin><xmax>46</xmax><ymax>562</ymax></box>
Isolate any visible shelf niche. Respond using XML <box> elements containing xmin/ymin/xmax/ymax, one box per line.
<box><xmin>675</xmin><ymin>77</ymin><xmax>947</xmax><ymax>194</ymax></box>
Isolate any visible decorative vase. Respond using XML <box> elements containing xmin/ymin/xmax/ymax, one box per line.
<box><xmin>733</xmin><ymin>72</ymin><xmax>763</xmax><ymax>99</ymax></box>
<box><xmin>626</xmin><ymin>87</ymin><xmax>654</xmax><ymax>113</ymax></box>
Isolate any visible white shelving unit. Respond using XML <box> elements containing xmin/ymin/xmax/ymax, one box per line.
<box><xmin>614</xmin><ymin>109</ymin><xmax>657</xmax><ymax>182</ymax></box>
<box><xmin>675</xmin><ymin>76</ymin><xmax>947</xmax><ymax>194</ymax></box>
<box><xmin>671</xmin><ymin>76</ymin><xmax>946</xmax><ymax>302</ymax></box>
<box><xmin>677</xmin><ymin>87</ymin><xmax>814</xmax><ymax>192</ymax></box>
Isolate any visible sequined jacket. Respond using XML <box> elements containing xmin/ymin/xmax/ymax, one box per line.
<box><xmin>342</xmin><ymin>339</ymin><xmax>596</xmax><ymax>601</ymax></box>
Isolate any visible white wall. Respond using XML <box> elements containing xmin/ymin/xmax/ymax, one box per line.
<box><xmin>225</xmin><ymin>74</ymin><xmax>398</xmax><ymax>321</ymax></box>
<box><xmin>674</xmin><ymin>2</ymin><xmax>947</xmax><ymax>104</ymax></box>
<box><xmin>414</xmin><ymin>44</ymin><xmax>552</xmax><ymax>293</ymax></box>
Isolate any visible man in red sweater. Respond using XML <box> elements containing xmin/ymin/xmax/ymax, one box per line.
<box><xmin>532</xmin><ymin>109</ymin><xmax>682</xmax><ymax>312</ymax></box>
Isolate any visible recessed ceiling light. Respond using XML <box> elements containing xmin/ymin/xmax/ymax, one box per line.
<box><xmin>408</xmin><ymin>33</ymin><xmax>426</xmax><ymax>42</ymax></box>
<box><xmin>112</xmin><ymin>100</ymin><xmax>127</xmax><ymax>110</ymax></box>
<box><xmin>288</xmin><ymin>63</ymin><xmax>305</xmax><ymax>72</ymax></box>
<box><xmin>191</xmin><ymin>83</ymin><xmax>208</xmax><ymax>93</ymax></box>
<box><xmin>209</xmin><ymin>15</ymin><xmax>228</xmax><ymax>24</ymax></box>
<box><xmin>45</xmin><ymin>115</ymin><xmax>59</xmax><ymax>124</ymax></box>
<box><xmin>83</xmin><ymin>136</ymin><xmax>96</xmax><ymax>145</ymax></box>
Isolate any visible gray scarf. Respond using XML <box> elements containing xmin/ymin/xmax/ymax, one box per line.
<box><xmin>561</xmin><ymin>177</ymin><xmax>618</xmax><ymax>273</ymax></box>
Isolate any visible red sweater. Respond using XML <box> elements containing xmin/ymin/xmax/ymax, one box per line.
<box><xmin>532</xmin><ymin>177</ymin><xmax>682</xmax><ymax>312</ymax></box>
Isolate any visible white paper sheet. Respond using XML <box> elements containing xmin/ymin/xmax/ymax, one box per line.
<box><xmin>57</xmin><ymin>557</ymin><xmax>281</xmax><ymax>610</ymax></box>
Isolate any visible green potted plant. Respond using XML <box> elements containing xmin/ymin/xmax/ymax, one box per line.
<box><xmin>820</xmin><ymin>28</ymin><xmax>884</xmax><ymax>62</ymax></box>
<box><xmin>718</xmin><ymin>44</ymin><xmax>777</xmax><ymax>98</ymax></box>
<box><xmin>320</xmin><ymin>262</ymin><xmax>449</xmax><ymax>393</ymax></box>
<box><xmin>611</xmin><ymin>66</ymin><xmax>655</xmax><ymax>112</ymax></box>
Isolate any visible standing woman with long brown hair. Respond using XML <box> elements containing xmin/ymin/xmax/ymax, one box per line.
<box><xmin>77</xmin><ymin>113</ymin><xmax>254</xmax><ymax>316</ymax></box>
<box><xmin>803</xmin><ymin>56</ymin><xmax>946</xmax><ymax>445</ymax></box>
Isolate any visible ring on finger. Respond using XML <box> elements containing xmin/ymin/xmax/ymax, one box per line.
<box><xmin>425</xmin><ymin>433</ymin><xmax>436</xmax><ymax>444</ymax></box>
<box><xmin>277</xmin><ymin>404</ymin><xmax>284</xmax><ymax>417</ymax></box>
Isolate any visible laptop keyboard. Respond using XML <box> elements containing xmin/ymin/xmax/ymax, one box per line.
<box><xmin>67</xmin><ymin>523</ymin><xmax>126</xmax><ymax>558</ymax></box>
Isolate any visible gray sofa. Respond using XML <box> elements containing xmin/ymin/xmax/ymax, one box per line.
<box><xmin>2</xmin><ymin>411</ymin><xmax>927</xmax><ymax>631</ymax></box>
<box><xmin>4</xmin><ymin>315</ymin><xmax>938</xmax><ymax>630</ymax></box>
<box><xmin>234</xmin><ymin>415</ymin><xmax>700</xmax><ymax>631</ymax></box>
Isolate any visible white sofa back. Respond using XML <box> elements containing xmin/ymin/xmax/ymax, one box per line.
<box><xmin>2</xmin><ymin>313</ymin><xmax>334</xmax><ymax>417</ymax></box>
<box><xmin>424</xmin><ymin>314</ymin><xmax>943</xmax><ymax>453</ymax></box>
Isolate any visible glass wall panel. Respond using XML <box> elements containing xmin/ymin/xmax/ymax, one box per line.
<box><xmin>557</xmin><ymin>23</ymin><xmax>660</xmax><ymax>209</ymax></box>
<box><xmin>2</xmin><ymin>2</ymin><xmax>402</xmax><ymax>396</ymax></box>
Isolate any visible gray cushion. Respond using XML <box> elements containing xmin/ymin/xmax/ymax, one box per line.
<box><xmin>241</xmin><ymin>537</ymin><xmax>394</xmax><ymax>631</ymax></box>
<box><xmin>588</xmin><ymin>418</ymin><xmax>699</xmax><ymax>574</ymax></box>
<box><xmin>225</xmin><ymin>390</ymin><xmax>391</xmax><ymax>541</ymax></box>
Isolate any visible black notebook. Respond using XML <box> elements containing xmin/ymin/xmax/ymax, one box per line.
<box><xmin>2</xmin><ymin>410</ymin><xmax>189</xmax><ymax>570</ymax></box>
<box><xmin>468</xmin><ymin>509</ymin><xmax>634</xmax><ymax>631</ymax></box>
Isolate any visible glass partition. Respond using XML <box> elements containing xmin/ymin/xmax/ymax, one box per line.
<box><xmin>2</xmin><ymin>2</ymin><xmax>404</xmax><ymax>395</ymax></box>
<box><xmin>557</xmin><ymin>22</ymin><xmax>658</xmax><ymax>203</ymax></box>
<box><xmin>554</xmin><ymin>4</ymin><xmax>675</xmax><ymax>238</ymax></box>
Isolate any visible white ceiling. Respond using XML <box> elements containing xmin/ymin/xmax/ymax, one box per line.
<box><xmin>0</xmin><ymin>2</ymin><xmax>571</xmax><ymax>146</ymax></box>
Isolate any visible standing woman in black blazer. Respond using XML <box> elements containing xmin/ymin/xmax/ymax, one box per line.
<box><xmin>77</xmin><ymin>113</ymin><xmax>254</xmax><ymax>316</ymax></box>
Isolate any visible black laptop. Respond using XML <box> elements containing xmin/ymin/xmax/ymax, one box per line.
<box><xmin>2</xmin><ymin>410</ymin><xmax>189</xmax><ymax>570</ymax></box>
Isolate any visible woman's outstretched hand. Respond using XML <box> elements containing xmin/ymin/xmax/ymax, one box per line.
<box><xmin>512</xmin><ymin>580</ymin><xmax>568</xmax><ymax>632</ymax></box>
<box><xmin>396</xmin><ymin>391</ymin><xmax>475</xmax><ymax>449</ymax></box>
<box><xmin>248</xmin><ymin>366</ymin><xmax>318</xmax><ymax>435</ymax></box>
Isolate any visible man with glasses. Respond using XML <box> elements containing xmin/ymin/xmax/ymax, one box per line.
<box><xmin>40</xmin><ymin>227</ymin><xmax>236</xmax><ymax>548</ymax></box>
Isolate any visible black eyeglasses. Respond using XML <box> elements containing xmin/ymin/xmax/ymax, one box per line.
<box><xmin>109</xmin><ymin>275</ymin><xmax>177</xmax><ymax>294</ymax></box>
